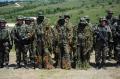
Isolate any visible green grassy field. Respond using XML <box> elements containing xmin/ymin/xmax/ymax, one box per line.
<box><xmin>0</xmin><ymin>0</ymin><xmax>120</xmax><ymax>24</ymax></box>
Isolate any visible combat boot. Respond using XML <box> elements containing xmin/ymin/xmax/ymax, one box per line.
<box><xmin>14</xmin><ymin>63</ymin><xmax>21</xmax><ymax>69</ymax></box>
<box><xmin>4</xmin><ymin>63</ymin><xmax>9</xmax><ymax>69</ymax></box>
<box><xmin>0</xmin><ymin>64</ymin><xmax>4</xmax><ymax>68</ymax></box>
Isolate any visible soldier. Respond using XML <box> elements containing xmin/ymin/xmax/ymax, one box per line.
<box><xmin>106</xmin><ymin>9</ymin><xmax>114</xmax><ymax>59</ymax></box>
<box><xmin>24</xmin><ymin>17</ymin><xmax>36</xmax><ymax>68</ymax></box>
<box><xmin>64</xmin><ymin>14</ymin><xmax>74</xmax><ymax>64</ymax></box>
<box><xmin>114</xmin><ymin>15</ymin><xmax>120</xmax><ymax>66</ymax></box>
<box><xmin>54</xmin><ymin>18</ymin><xmax>71</xmax><ymax>69</ymax></box>
<box><xmin>106</xmin><ymin>10</ymin><xmax>114</xmax><ymax>25</ymax></box>
<box><xmin>94</xmin><ymin>17</ymin><xmax>112</xmax><ymax>69</ymax></box>
<box><xmin>43</xmin><ymin>18</ymin><xmax>54</xmax><ymax>69</ymax></box>
<box><xmin>84</xmin><ymin>15</ymin><xmax>93</xmax><ymax>63</ymax></box>
<box><xmin>12</xmin><ymin>15</ymin><xmax>30</xmax><ymax>69</ymax></box>
<box><xmin>0</xmin><ymin>18</ymin><xmax>12</xmax><ymax>68</ymax></box>
<box><xmin>111</xmin><ymin>16</ymin><xmax>119</xmax><ymax>60</ymax></box>
<box><xmin>34</xmin><ymin>12</ymin><xmax>45</xmax><ymax>69</ymax></box>
<box><xmin>75</xmin><ymin>17</ymin><xmax>92</xmax><ymax>69</ymax></box>
<box><xmin>35</xmin><ymin>12</ymin><xmax>54</xmax><ymax>69</ymax></box>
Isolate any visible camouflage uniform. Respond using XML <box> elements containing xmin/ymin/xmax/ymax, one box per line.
<box><xmin>84</xmin><ymin>16</ymin><xmax>93</xmax><ymax>63</ymax></box>
<box><xmin>75</xmin><ymin>18</ymin><xmax>93</xmax><ymax>69</ymax></box>
<box><xmin>43</xmin><ymin>19</ymin><xmax>54</xmax><ymax>69</ymax></box>
<box><xmin>0</xmin><ymin>18</ymin><xmax>12</xmax><ymax>68</ymax></box>
<box><xmin>110</xmin><ymin>16</ymin><xmax>119</xmax><ymax>60</ymax></box>
<box><xmin>12</xmin><ymin>16</ymin><xmax>30</xmax><ymax>69</ymax></box>
<box><xmin>114</xmin><ymin>15</ymin><xmax>120</xmax><ymax>66</ymax></box>
<box><xmin>94</xmin><ymin>17</ymin><xmax>112</xmax><ymax>69</ymax></box>
<box><xmin>35</xmin><ymin>13</ymin><xmax>53</xmax><ymax>69</ymax></box>
<box><xmin>106</xmin><ymin>10</ymin><xmax>114</xmax><ymax>59</ymax></box>
<box><xmin>24</xmin><ymin>17</ymin><xmax>36</xmax><ymax>67</ymax></box>
<box><xmin>64</xmin><ymin>15</ymin><xmax>74</xmax><ymax>64</ymax></box>
<box><xmin>53</xmin><ymin>18</ymin><xmax>71</xmax><ymax>69</ymax></box>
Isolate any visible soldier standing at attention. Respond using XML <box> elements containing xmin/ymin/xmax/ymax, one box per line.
<box><xmin>106</xmin><ymin>10</ymin><xmax>114</xmax><ymax>60</ymax></box>
<box><xmin>0</xmin><ymin>18</ymin><xmax>12</xmax><ymax>68</ymax></box>
<box><xmin>24</xmin><ymin>17</ymin><xmax>36</xmax><ymax>68</ymax></box>
<box><xmin>12</xmin><ymin>16</ymin><xmax>30</xmax><ymax>69</ymax></box>
<box><xmin>64</xmin><ymin>14</ymin><xmax>74</xmax><ymax>63</ymax></box>
<box><xmin>75</xmin><ymin>17</ymin><xmax>92</xmax><ymax>69</ymax></box>
<box><xmin>94</xmin><ymin>17</ymin><xmax>112</xmax><ymax>69</ymax></box>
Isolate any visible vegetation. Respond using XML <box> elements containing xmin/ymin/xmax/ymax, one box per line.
<box><xmin>0</xmin><ymin>0</ymin><xmax>120</xmax><ymax>24</ymax></box>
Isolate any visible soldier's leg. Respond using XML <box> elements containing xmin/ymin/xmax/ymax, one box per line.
<box><xmin>102</xmin><ymin>47</ymin><xmax>108</xmax><ymax>68</ymax></box>
<box><xmin>114</xmin><ymin>44</ymin><xmax>117</xmax><ymax>61</ymax></box>
<box><xmin>22</xmin><ymin>45</ymin><xmax>28</xmax><ymax>68</ymax></box>
<box><xmin>62</xmin><ymin>45</ymin><xmax>71</xmax><ymax>69</ymax></box>
<box><xmin>54</xmin><ymin>46</ymin><xmax>61</xmax><ymax>68</ymax></box>
<box><xmin>83</xmin><ymin>52</ymin><xmax>91</xmax><ymax>69</ymax></box>
<box><xmin>28</xmin><ymin>44</ymin><xmax>32</xmax><ymax>63</ymax></box>
<box><xmin>15</xmin><ymin>45</ymin><xmax>22</xmax><ymax>68</ymax></box>
<box><xmin>4</xmin><ymin>47</ymin><xmax>10</xmax><ymax>68</ymax></box>
<box><xmin>29</xmin><ymin>43</ymin><xmax>35</xmax><ymax>68</ymax></box>
<box><xmin>95</xmin><ymin>48</ymin><xmax>102</xmax><ymax>68</ymax></box>
<box><xmin>0</xmin><ymin>49</ymin><xmax>4</xmax><ymax>68</ymax></box>
<box><xmin>43</xmin><ymin>48</ymin><xmax>54</xmax><ymax>69</ymax></box>
<box><xmin>35</xmin><ymin>45</ymin><xmax>43</xmax><ymax>69</ymax></box>
<box><xmin>108</xmin><ymin>43</ymin><xmax>113</xmax><ymax>59</ymax></box>
<box><xmin>115</xmin><ymin>45</ymin><xmax>120</xmax><ymax>66</ymax></box>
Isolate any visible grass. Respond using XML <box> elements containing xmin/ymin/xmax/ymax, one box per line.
<box><xmin>0</xmin><ymin>0</ymin><xmax>120</xmax><ymax>24</ymax></box>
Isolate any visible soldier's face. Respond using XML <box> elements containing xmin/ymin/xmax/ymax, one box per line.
<box><xmin>25</xmin><ymin>20</ymin><xmax>31</xmax><ymax>25</ymax></box>
<box><xmin>101</xmin><ymin>21</ymin><xmax>107</xmax><ymax>26</ymax></box>
<box><xmin>0</xmin><ymin>22</ymin><xmax>6</xmax><ymax>28</ymax></box>
<box><xmin>16</xmin><ymin>20</ymin><xmax>23</xmax><ymax>25</ymax></box>
<box><xmin>108</xmin><ymin>13</ymin><xmax>113</xmax><ymax>17</ymax></box>
<box><xmin>65</xmin><ymin>18</ymin><xmax>69</xmax><ymax>23</ymax></box>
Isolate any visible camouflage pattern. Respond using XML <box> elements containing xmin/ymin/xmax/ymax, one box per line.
<box><xmin>64</xmin><ymin>15</ymin><xmax>74</xmax><ymax>65</ymax></box>
<box><xmin>94</xmin><ymin>18</ymin><xmax>112</xmax><ymax>69</ymax></box>
<box><xmin>12</xmin><ymin>16</ymin><xmax>31</xmax><ymax>68</ymax></box>
<box><xmin>106</xmin><ymin>10</ymin><xmax>114</xmax><ymax>59</ymax></box>
<box><xmin>53</xmin><ymin>18</ymin><xmax>71</xmax><ymax>69</ymax></box>
<box><xmin>24</xmin><ymin>17</ymin><xmax>36</xmax><ymax>67</ymax></box>
<box><xmin>75</xmin><ymin>17</ymin><xmax>93</xmax><ymax>69</ymax></box>
<box><xmin>35</xmin><ymin>16</ymin><xmax>54</xmax><ymax>69</ymax></box>
<box><xmin>113</xmin><ymin>16</ymin><xmax>120</xmax><ymax>66</ymax></box>
<box><xmin>0</xmin><ymin>18</ymin><xmax>12</xmax><ymax>68</ymax></box>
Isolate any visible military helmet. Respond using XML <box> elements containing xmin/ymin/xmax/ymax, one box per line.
<box><xmin>84</xmin><ymin>15</ymin><xmax>90</xmax><ymax>20</ymax></box>
<box><xmin>107</xmin><ymin>9</ymin><xmax>113</xmax><ymax>14</ymax></box>
<box><xmin>113</xmin><ymin>16</ymin><xmax>119</xmax><ymax>20</ymax></box>
<box><xmin>57</xmin><ymin>18</ymin><xmax>65</xmax><ymax>26</ymax></box>
<box><xmin>80</xmin><ymin>17</ymin><xmax>87</xmax><ymax>24</ymax></box>
<box><xmin>16</xmin><ymin>15</ymin><xmax>24</xmax><ymax>20</ymax></box>
<box><xmin>64</xmin><ymin>14</ymin><xmax>70</xmax><ymax>19</ymax></box>
<box><xmin>38</xmin><ymin>11</ymin><xmax>44</xmax><ymax>17</ymax></box>
<box><xmin>24</xmin><ymin>17</ymin><xmax>32</xmax><ymax>21</ymax></box>
<box><xmin>0</xmin><ymin>18</ymin><xmax>6</xmax><ymax>23</ymax></box>
<box><xmin>99</xmin><ymin>17</ymin><xmax>108</xmax><ymax>24</ymax></box>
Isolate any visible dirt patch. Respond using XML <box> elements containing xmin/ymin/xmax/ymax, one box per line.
<box><xmin>0</xmin><ymin>52</ymin><xmax>120</xmax><ymax>79</ymax></box>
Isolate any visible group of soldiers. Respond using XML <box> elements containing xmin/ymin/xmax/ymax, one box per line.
<box><xmin>0</xmin><ymin>10</ymin><xmax>120</xmax><ymax>70</ymax></box>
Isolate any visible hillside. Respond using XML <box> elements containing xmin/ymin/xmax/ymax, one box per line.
<box><xmin>0</xmin><ymin>0</ymin><xmax>120</xmax><ymax>24</ymax></box>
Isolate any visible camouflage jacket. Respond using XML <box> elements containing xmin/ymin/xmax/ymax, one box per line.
<box><xmin>0</xmin><ymin>27</ymin><xmax>12</xmax><ymax>48</ymax></box>
<box><xmin>12</xmin><ymin>24</ymin><xmax>31</xmax><ymax>45</ymax></box>
<box><xmin>94</xmin><ymin>25</ymin><xmax>112</xmax><ymax>47</ymax></box>
<box><xmin>77</xmin><ymin>25</ymin><xmax>93</xmax><ymax>53</ymax></box>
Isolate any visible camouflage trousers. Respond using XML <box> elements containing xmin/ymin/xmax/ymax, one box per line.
<box><xmin>27</xmin><ymin>43</ymin><xmax>35</xmax><ymax>64</ymax></box>
<box><xmin>75</xmin><ymin>46</ymin><xmax>90</xmax><ymax>69</ymax></box>
<box><xmin>15</xmin><ymin>43</ymin><xmax>28</xmax><ymax>66</ymax></box>
<box><xmin>0</xmin><ymin>46</ymin><xmax>10</xmax><ymax>67</ymax></box>
<box><xmin>55</xmin><ymin>44</ymin><xmax>71</xmax><ymax>69</ymax></box>
<box><xmin>95</xmin><ymin>45</ymin><xmax>108</xmax><ymax>67</ymax></box>
<box><xmin>114</xmin><ymin>44</ymin><xmax>120</xmax><ymax>64</ymax></box>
